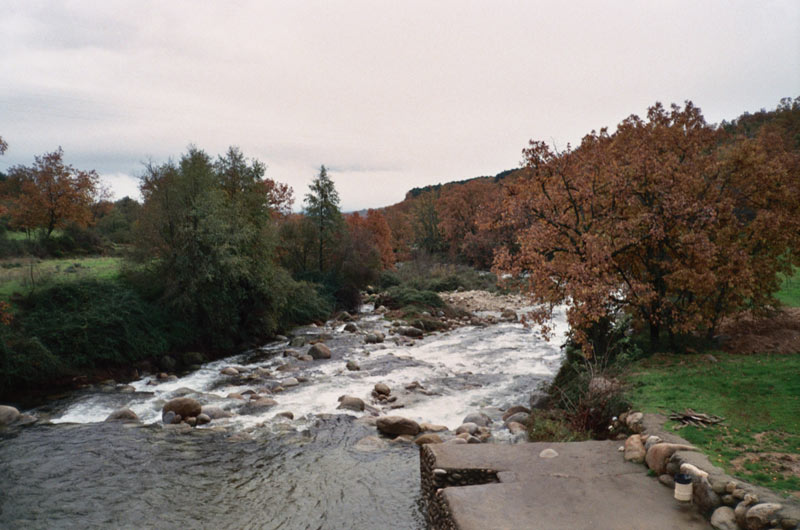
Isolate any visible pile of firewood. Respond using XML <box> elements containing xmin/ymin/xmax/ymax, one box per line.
<box><xmin>669</xmin><ymin>408</ymin><xmax>724</xmax><ymax>428</ymax></box>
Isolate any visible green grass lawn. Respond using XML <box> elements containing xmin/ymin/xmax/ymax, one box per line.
<box><xmin>625</xmin><ymin>352</ymin><xmax>800</xmax><ymax>495</ymax></box>
<box><xmin>0</xmin><ymin>256</ymin><xmax>123</xmax><ymax>298</ymax></box>
<box><xmin>776</xmin><ymin>267</ymin><xmax>800</xmax><ymax>307</ymax></box>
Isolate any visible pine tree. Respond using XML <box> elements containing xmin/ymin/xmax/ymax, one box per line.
<box><xmin>303</xmin><ymin>165</ymin><xmax>343</xmax><ymax>272</ymax></box>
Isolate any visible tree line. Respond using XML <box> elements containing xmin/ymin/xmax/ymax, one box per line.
<box><xmin>0</xmin><ymin>96</ymin><xmax>798</xmax><ymax>394</ymax></box>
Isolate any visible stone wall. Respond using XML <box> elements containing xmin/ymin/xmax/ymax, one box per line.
<box><xmin>420</xmin><ymin>445</ymin><xmax>499</xmax><ymax>529</ymax></box>
<box><xmin>626</xmin><ymin>412</ymin><xmax>800</xmax><ymax>530</ymax></box>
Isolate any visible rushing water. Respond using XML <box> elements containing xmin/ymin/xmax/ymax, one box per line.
<box><xmin>0</xmin><ymin>304</ymin><xmax>567</xmax><ymax>530</ymax></box>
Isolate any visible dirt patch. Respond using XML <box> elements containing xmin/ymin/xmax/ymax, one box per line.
<box><xmin>731</xmin><ymin>451</ymin><xmax>800</xmax><ymax>497</ymax></box>
<box><xmin>719</xmin><ymin>307</ymin><xmax>800</xmax><ymax>355</ymax></box>
<box><xmin>439</xmin><ymin>290</ymin><xmax>530</xmax><ymax>313</ymax></box>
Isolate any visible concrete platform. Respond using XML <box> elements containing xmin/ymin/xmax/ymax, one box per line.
<box><xmin>422</xmin><ymin>440</ymin><xmax>711</xmax><ymax>530</ymax></box>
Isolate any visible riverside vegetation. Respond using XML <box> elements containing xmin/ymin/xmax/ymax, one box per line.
<box><xmin>1</xmin><ymin>98</ymin><xmax>799</xmax><ymax>501</ymax></box>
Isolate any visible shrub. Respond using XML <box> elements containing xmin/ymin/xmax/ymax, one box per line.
<box><xmin>0</xmin><ymin>334</ymin><xmax>64</xmax><ymax>392</ymax></box>
<box><xmin>543</xmin><ymin>312</ymin><xmax>639</xmax><ymax>439</ymax></box>
<box><xmin>18</xmin><ymin>279</ymin><xmax>171</xmax><ymax>367</ymax></box>
<box><xmin>279</xmin><ymin>280</ymin><xmax>332</xmax><ymax>329</ymax></box>
<box><xmin>527</xmin><ymin>409</ymin><xmax>590</xmax><ymax>442</ymax></box>
<box><xmin>376</xmin><ymin>285</ymin><xmax>443</xmax><ymax>310</ymax></box>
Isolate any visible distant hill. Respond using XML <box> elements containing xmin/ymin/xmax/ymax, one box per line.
<box><xmin>404</xmin><ymin>168</ymin><xmax>517</xmax><ymax>200</ymax></box>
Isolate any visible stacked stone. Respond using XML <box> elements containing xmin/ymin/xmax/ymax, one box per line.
<box><xmin>419</xmin><ymin>444</ymin><xmax>500</xmax><ymax>530</ymax></box>
<box><xmin>621</xmin><ymin>411</ymin><xmax>800</xmax><ymax>530</ymax></box>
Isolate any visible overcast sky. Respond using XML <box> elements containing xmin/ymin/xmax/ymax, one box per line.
<box><xmin>1</xmin><ymin>1</ymin><xmax>798</xmax><ymax>211</ymax></box>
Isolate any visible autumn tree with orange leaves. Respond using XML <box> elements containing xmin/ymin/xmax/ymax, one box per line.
<box><xmin>437</xmin><ymin>178</ymin><xmax>509</xmax><ymax>268</ymax></box>
<box><xmin>6</xmin><ymin>148</ymin><xmax>101</xmax><ymax>238</ymax></box>
<box><xmin>495</xmin><ymin>102</ymin><xmax>800</xmax><ymax>355</ymax></box>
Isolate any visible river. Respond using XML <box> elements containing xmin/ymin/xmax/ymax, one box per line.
<box><xmin>0</xmin><ymin>301</ymin><xmax>567</xmax><ymax>529</ymax></box>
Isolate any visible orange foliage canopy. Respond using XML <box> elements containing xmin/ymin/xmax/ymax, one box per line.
<box><xmin>494</xmin><ymin>102</ymin><xmax>800</xmax><ymax>354</ymax></box>
<box><xmin>437</xmin><ymin>178</ymin><xmax>506</xmax><ymax>268</ymax></box>
<box><xmin>6</xmin><ymin>148</ymin><xmax>101</xmax><ymax>237</ymax></box>
<box><xmin>345</xmin><ymin>209</ymin><xmax>395</xmax><ymax>269</ymax></box>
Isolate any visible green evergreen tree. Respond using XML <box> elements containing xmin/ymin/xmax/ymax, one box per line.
<box><xmin>303</xmin><ymin>165</ymin><xmax>343</xmax><ymax>272</ymax></box>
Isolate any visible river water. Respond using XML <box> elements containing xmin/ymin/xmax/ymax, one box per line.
<box><xmin>0</xmin><ymin>304</ymin><xmax>567</xmax><ymax>529</ymax></box>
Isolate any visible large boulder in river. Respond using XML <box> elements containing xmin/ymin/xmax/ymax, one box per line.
<box><xmin>463</xmin><ymin>412</ymin><xmax>492</xmax><ymax>427</ymax></box>
<box><xmin>105</xmin><ymin>408</ymin><xmax>140</xmax><ymax>422</ymax></box>
<box><xmin>0</xmin><ymin>405</ymin><xmax>21</xmax><ymax>426</ymax></box>
<box><xmin>162</xmin><ymin>397</ymin><xmax>201</xmax><ymax>422</ymax></box>
<box><xmin>308</xmin><ymin>343</ymin><xmax>332</xmax><ymax>360</ymax></box>
<box><xmin>376</xmin><ymin>416</ymin><xmax>421</xmax><ymax>436</ymax></box>
<box><xmin>337</xmin><ymin>395</ymin><xmax>365</xmax><ymax>412</ymax></box>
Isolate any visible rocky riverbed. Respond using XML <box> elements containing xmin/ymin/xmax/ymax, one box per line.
<box><xmin>0</xmin><ymin>292</ymin><xmax>568</xmax><ymax>529</ymax></box>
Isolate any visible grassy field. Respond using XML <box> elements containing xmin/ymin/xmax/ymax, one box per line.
<box><xmin>776</xmin><ymin>267</ymin><xmax>800</xmax><ymax>307</ymax></box>
<box><xmin>625</xmin><ymin>352</ymin><xmax>800</xmax><ymax>495</ymax></box>
<box><xmin>0</xmin><ymin>257</ymin><xmax>123</xmax><ymax>298</ymax></box>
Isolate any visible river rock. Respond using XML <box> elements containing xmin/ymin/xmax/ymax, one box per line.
<box><xmin>0</xmin><ymin>405</ymin><xmax>21</xmax><ymax>426</ymax></box>
<box><xmin>196</xmin><ymin>413</ymin><xmax>211</xmax><ymax>425</ymax></box>
<box><xmin>227</xmin><ymin>392</ymin><xmax>245</xmax><ymax>401</ymax></box>
<box><xmin>163</xmin><ymin>397</ymin><xmax>202</xmax><ymax>422</ymax></box>
<box><xmin>745</xmin><ymin>503</ymin><xmax>782</xmax><ymax>530</ymax></box>
<box><xmin>374</xmin><ymin>383</ymin><xmax>391</xmax><ymax>396</ymax></box>
<box><xmin>539</xmin><ymin>448</ymin><xmax>559</xmax><ymax>458</ymax></box>
<box><xmin>105</xmin><ymin>408</ymin><xmax>140</xmax><ymax>422</ymax></box>
<box><xmin>343</xmin><ymin>322</ymin><xmax>358</xmax><ymax>333</ymax></box>
<box><xmin>414</xmin><ymin>433</ymin><xmax>443</xmax><ymax>445</ymax></box>
<box><xmin>463</xmin><ymin>412</ymin><xmax>492</xmax><ymax>427</ymax></box>
<box><xmin>626</xmin><ymin>411</ymin><xmax>644</xmax><ymax>432</ymax></box>
<box><xmin>275</xmin><ymin>411</ymin><xmax>294</xmax><ymax>420</ymax></box>
<box><xmin>220</xmin><ymin>367</ymin><xmax>239</xmax><ymax>376</ymax></box>
<box><xmin>376</xmin><ymin>416</ymin><xmax>420</xmax><ymax>436</ymax></box>
<box><xmin>455</xmin><ymin>422</ymin><xmax>479</xmax><ymax>435</ymax></box>
<box><xmin>185</xmin><ymin>416</ymin><xmax>197</xmax><ymax>427</ymax></box>
<box><xmin>282</xmin><ymin>377</ymin><xmax>299</xmax><ymax>387</ymax></box>
<box><xmin>693</xmin><ymin>476</ymin><xmax>722</xmax><ymax>516</ymax></box>
<box><xmin>500</xmin><ymin>309</ymin><xmax>517</xmax><ymax>321</ymax></box>
<box><xmin>624</xmin><ymin>434</ymin><xmax>646</xmax><ymax>463</ymax></box>
<box><xmin>735</xmin><ymin>494</ymin><xmax>759</xmax><ymax>528</ymax></box>
<box><xmin>345</xmin><ymin>360</ymin><xmax>360</xmax><ymax>371</ymax></box>
<box><xmin>201</xmin><ymin>406</ymin><xmax>232</xmax><ymax>420</ymax></box>
<box><xmin>245</xmin><ymin>397</ymin><xmax>278</xmax><ymax>410</ymax></box>
<box><xmin>645</xmin><ymin>443</ymin><xmax>696</xmax><ymax>475</ymax></box>
<box><xmin>365</xmin><ymin>332</ymin><xmax>385</xmax><ymax>344</ymax></box>
<box><xmin>644</xmin><ymin>435</ymin><xmax>662</xmax><ymax>451</ymax></box>
<box><xmin>420</xmin><ymin>422</ymin><xmax>448</xmax><ymax>432</ymax></box>
<box><xmin>507</xmin><ymin>421</ymin><xmax>527</xmax><ymax>435</ymax></box>
<box><xmin>446</xmin><ymin>437</ymin><xmax>468</xmax><ymax>445</ymax></box>
<box><xmin>502</xmin><ymin>405</ymin><xmax>531</xmax><ymax>422</ymax></box>
<box><xmin>162</xmin><ymin>410</ymin><xmax>179</xmax><ymax>424</ymax></box>
<box><xmin>354</xmin><ymin>435</ymin><xmax>387</xmax><ymax>452</ymax></box>
<box><xmin>398</xmin><ymin>326</ymin><xmax>423</xmax><ymax>338</ymax></box>
<box><xmin>503</xmin><ymin>412</ymin><xmax>530</xmax><ymax>425</ymax></box>
<box><xmin>337</xmin><ymin>395</ymin><xmax>365</xmax><ymax>412</ymax></box>
<box><xmin>118</xmin><ymin>385</ymin><xmax>136</xmax><ymax>393</ymax></box>
<box><xmin>710</xmin><ymin>506</ymin><xmax>738</xmax><ymax>530</ymax></box>
<box><xmin>308</xmin><ymin>343</ymin><xmax>332</xmax><ymax>360</ymax></box>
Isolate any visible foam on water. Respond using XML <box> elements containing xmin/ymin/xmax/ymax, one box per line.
<box><xmin>49</xmin><ymin>305</ymin><xmax>568</xmax><ymax>433</ymax></box>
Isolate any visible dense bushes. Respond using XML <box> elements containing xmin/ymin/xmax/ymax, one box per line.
<box><xmin>376</xmin><ymin>285</ymin><xmax>443</xmax><ymax>310</ymax></box>
<box><xmin>0</xmin><ymin>279</ymin><xmax>170</xmax><ymax>393</ymax></box>
<box><xmin>534</xmin><ymin>314</ymin><xmax>641</xmax><ymax>440</ymax></box>
<box><xmin>0</xmin><ymin>272</ymin><xmax>332</xmax><ymax>396</ymax></box>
